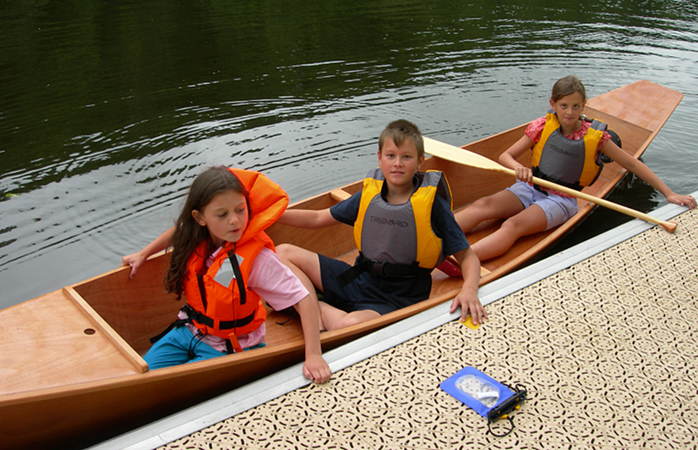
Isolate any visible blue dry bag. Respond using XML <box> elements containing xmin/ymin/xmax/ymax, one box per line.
<box><xmin>440</xmin><ymin>366</ymin><xmax>527</xmax><ymax>436</ymax></box>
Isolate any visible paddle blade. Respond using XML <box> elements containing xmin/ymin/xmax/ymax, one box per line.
<box><xmin>423</xmin><ymin>136</ymin><xmax>508</xmax><ymax>173</ymax></box>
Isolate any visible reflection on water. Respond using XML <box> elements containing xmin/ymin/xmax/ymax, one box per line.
<box><xmin>1</xmin><ymin>0</ymin><xmax>698</xmax><ymax>308</ymax></box>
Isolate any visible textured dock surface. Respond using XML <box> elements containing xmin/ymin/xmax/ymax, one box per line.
<box><xmin>158</xmin><ymin>208</ymin><xmax>697</xmax><ymax>449</ymax></box>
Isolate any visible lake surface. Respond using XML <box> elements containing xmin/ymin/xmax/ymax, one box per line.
<box><xmin>2</xmin><ymin>0</ymin><xmax>698</xmax><ymax>309</ymax></box>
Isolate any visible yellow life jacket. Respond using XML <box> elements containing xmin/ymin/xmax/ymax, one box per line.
<box><xmin>353</xmin><ymin>169</ymin><xmax>452</xmax><ymax>270</ymax></box>
<box><xmin>531</xmin><ymin>112</ymin><xmax>606</xmax><ymax>189</ymax></box>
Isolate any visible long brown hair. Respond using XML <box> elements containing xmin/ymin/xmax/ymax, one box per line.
<box><xmin>166</xmin><ymin>166</ymin><xmax>249</xmax><ymax>298</ymax></box>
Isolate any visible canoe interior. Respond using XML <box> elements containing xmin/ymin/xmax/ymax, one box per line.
<box><xmin>3</xmin><ymin>80</ymin><xmax>677</xmax><ymax>395</ymax></box>
<box><xmin>0</xmin><ymin>80</ymin><xmax>683</xmax><ymax>449</ymax></box>
<box><xmin>40</xmin><ymin>80</ymin><xmax>663</xmax><ymax>389</ymax></box>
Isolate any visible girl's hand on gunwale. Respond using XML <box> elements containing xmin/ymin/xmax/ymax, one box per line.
<box><xmin>122</xmin><ymin>252</ymin><xmax>146</xmax><ymax>279</ymax></box>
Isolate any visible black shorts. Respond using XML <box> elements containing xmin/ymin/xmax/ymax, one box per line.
<box><xmin>318</xmin><ymin>254</ymin><xmax>432</xmax><ymax>315</ymax></box>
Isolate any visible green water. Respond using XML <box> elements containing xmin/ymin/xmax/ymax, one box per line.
<box><xmin>2</xmin><ymin>0</ymin><xmax>697</xmax><ymax>310</ymax></box>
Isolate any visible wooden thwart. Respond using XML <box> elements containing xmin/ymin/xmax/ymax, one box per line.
<box><xmin>330</xmin><ymin>189</ymin><xmax>352</xmax><ymax>202</ymax></box>
<box><xmin>63</xmin><ymin>286</ymin><xmax>149</xmax><ymax>373</ymax></box>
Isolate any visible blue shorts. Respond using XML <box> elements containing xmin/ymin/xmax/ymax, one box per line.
<box><xmin>318</xmin><ymin>254</ymin><xmax>432</xmax><ymax>315</ymax></box>
<box><xmin>506</xmin><ymin>181</ymin><xmax>578</xmax><ymax>230</ymax></box>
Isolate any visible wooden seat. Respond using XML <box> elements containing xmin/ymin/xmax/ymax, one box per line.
<box><xmin>330</xmin><ymin>189</ymin><xmax>352</xmax><ymax>202</ymax></box>
<box><xmin>0</xmin><ymin>289</ymin><xmax>145</xmax><ymax>396</ymax></box>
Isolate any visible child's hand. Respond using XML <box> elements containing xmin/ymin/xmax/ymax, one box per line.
<box><xmin>450</xmin><ymin>290</ymin><xmax>487</xmax><ymax>326</ymax></box>
<box><xmin>303</xmin><ymin>354</ymin><xmax>331</xmax><ymax>384</ymax></box>
<box><xmin>514</xmin><ymin>166</ymin><xmax>533</xmax><ymax>183</ymax></box>
<box><xmin>122</xmin><ymin>252</ymin><xmax>146</xmax><ymax>279</ymax></box>
<box><xmin>666</xmin><ymin>193</ymin><xmax>697</xmax><ymax>209</ymax></box>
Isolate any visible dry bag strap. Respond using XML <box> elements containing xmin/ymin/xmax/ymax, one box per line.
<box><xmin>486</xmin><ymin>383</ymin><xmax>527</xmax><ymax>437</ymax></box>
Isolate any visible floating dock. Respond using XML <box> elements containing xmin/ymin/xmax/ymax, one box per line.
<box><xmin>94</xmin><ymin>198</ymin><xmax>697</xmax><ymax>449</ymax></box>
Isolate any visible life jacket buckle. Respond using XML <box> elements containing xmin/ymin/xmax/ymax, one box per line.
<box><xmin>369</xmin><ymin>261</ymin><xmax>386</xmax><ymax>277</ymax></box>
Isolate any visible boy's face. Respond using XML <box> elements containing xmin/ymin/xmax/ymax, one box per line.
<box><xmin>378</xmin><ymin>137</ymin><xmax>423</xmax><ymax>189</ymax></box>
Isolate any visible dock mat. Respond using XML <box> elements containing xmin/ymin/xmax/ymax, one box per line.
<box><xmin>163</xmin><ymin>208</ymin><xmax>696</xmax><ymax>448</ymax></box>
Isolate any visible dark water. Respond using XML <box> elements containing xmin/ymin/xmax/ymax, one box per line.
<box><xmin>2</xmin><ymin>0</ymin><xmax>698</xmax><ymax>309</ymax></box>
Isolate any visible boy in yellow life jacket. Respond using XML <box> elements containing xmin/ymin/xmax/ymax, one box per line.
<box><xmin>277</xmin><ymin>120</ymin><xmax>486</xmax><ymax>330</ymax></box>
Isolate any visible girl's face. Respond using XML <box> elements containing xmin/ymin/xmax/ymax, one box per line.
<box><xmin>550</xmin><ymin>91</ymin><xmax>585</xmax><ymax>132</ymax></box>
<box><xmin>192</xmin><ymin>189</ymin><xmax>249</xmax><ymax>247</ymax></box>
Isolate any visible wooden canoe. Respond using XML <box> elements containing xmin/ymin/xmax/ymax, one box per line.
<box><xmin>0</xmin><ymin>80</ymin><xmax>682</xmax><ymax>449</ymax></box>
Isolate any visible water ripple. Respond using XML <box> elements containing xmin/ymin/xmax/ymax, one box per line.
<box><xmin>2</xmin><ymin>1</ymin><xmax>698</xmax><ymax>308</ymax></box>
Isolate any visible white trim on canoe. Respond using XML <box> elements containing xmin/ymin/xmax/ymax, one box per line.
<box><xmin>91</xmin><ymin>193</ymin><xmax>696</xmax><ymax>450</ymax></box>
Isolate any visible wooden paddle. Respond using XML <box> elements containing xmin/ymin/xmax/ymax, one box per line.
<box><xmin>424</xmin><ymin>136</ymin><xmax>677</xmax><ymax>233</ymax></box>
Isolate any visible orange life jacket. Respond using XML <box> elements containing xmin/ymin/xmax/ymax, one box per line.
<box><xmin>181</xmin><ymin>168</ymin><xmax>288</xmax><ymax>352</ymax></box>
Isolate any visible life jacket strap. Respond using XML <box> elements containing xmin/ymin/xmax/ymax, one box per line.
<box><xmin>531</xmin><ymin>166</ymin><xmax>583</xmax><ymax>191</ymax></box>
<box><xmin>338</xmin><ymin>252</ymin><xmax>432</xmax><ymax>285</ymax></box>
<box><xmin>149</xmin><ymin>318</ymin><xmax>188</xmax><ymax>344</ymax></box>
<box><xmin>180</xmin><ymin>304</ymin><xmax>256</xmax><ymax>330</ymax></box>
<box><xmin>149</xmin><ymin>306</ymin><xmax>251</xmax><ymax>353</ymax></box>
<box><xmin>227</xmin><ymin>252</ymin><xmax>247</xmax><ymax>305</ymax></box>
<box><xmin>226</xmin><ymin>335</ymin><xmax>243</xmax><ymax>353</ymax></box>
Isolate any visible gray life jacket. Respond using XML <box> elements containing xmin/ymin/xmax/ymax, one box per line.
<box><xmin>354</xmin><ymin>169</ymin><xmax>450</xmax><ymax>268</ymax></box>
<box><xmin>531</xmin><ymin>112</ymin><xmax>608</xmax><ymax>190</ymax></box>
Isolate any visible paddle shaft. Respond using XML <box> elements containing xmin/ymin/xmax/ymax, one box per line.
<box><xmin>423</xmin><ymin>137</ymin><xmax>677</xmax><ymax>232</ymax></box>
<box><xmin>498</xmin><ymin>166</ymin><xmax>677</xmax><ymax>232</ymax></box>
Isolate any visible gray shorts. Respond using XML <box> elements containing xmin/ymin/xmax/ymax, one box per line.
<box><xmin>506</xmin><ymin>181</ymin><xmax>578</xmax><ymax>230</ymax></box>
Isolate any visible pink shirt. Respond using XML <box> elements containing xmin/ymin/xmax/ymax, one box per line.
<box><xmin>180</xmin><ymin>247</ymin><xmax>309</xmax><ymax>352</ymax></box>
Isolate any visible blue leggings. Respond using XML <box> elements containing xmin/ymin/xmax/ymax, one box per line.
<box><xmin>144</xmin><ymin>326</ymin><xmax>266</xmax><ymax>370</ymax></box>
<box><xmin>144</xmin><ymin>326</ymin><xmax>226</xmax><ymax>370</ymax></box>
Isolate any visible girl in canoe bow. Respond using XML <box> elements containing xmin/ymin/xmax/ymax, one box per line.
<box><xmin>122</xmin><ymin>166</ymin><xmax>331</xmax><ymax>383</ymax></box>
<box><xmin>455</xmin><ymin>75</ymin><xmax>697</xmax><ymax>261</ymax></box>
